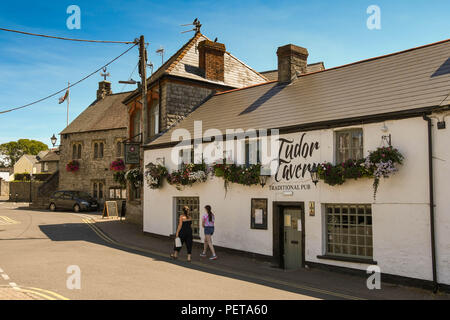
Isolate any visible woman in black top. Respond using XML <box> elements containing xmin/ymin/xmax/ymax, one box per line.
<box><xmin>170</xmin><ymin>206</ymin><xmax>193</xmax><ymax>262</ymax></box>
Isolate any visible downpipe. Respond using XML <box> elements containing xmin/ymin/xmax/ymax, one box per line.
<box><xmin>423</xmin><ymin>114</ymin><xmax>438</xmax><ymax>293</ymax></box>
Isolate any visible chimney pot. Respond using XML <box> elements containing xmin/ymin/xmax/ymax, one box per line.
<box><xmin>97</xmin><ymin>81</ymin><xmax>112</xmax><ymax>100</ymax></box>
<box><xmin>276</xmin><ymin>44</ymin><xmax>309</xmax><ymax>83</ymax></box>
<box><xmin>198</xmin><ymin>40</ymin><xmax>226</xmax><ymax>82</ymax></box>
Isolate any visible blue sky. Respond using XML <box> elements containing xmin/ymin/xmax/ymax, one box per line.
<box><xmin>0</xmin><ymin>0</ymin><xmax>449</xmax><ymax>146</ymax></box>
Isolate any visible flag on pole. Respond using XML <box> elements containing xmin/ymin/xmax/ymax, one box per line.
<box><xmin>58</xmin><ymin>88</ymin><xmax>69</xmax><ymax>104</ymax></box>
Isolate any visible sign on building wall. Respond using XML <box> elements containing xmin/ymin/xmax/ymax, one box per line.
<box><xmin>269</xmin><ymin>132</ymin><xmax>321</xmax><ymax>191</ymax></box>
<box><xmin>124</xmin><ymin>143</ymin><xmax>140</xmax><ymax>164</ymax></box>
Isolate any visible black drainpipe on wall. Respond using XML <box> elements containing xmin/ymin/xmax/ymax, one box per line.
<box><xmin>423</xmin><ymin>114</ymin><xmax>438</xmax><ymax>293</ymax></box>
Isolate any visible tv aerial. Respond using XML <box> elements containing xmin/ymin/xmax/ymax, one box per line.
<box><xmin>156</xmin><ymin>46</ymin><xmax>165</xmax><ymax>65</ymax></box>
<box><xmin>180</xmin><ymin>18</ymin><xmax>202</xmax><ymax>34</ymax></box>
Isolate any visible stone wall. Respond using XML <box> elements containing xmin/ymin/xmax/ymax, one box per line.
<box><xmin>164</xmin><ymin>82</ymin><xmax>214</xmax><ymax>129</ymax></box>
<box><xmin>59</xmin><ymin>128</ymin><xmax>127</xmax><ymax>206</ymax></box>
<box><xmin>0</xmin><ymin>180</ymin><xmax>9</xmax><ymax>197</ymax></box>
<box><xmin>9</xmin><ymin>181</ymin><xmax>42</xmax><ymax>202</ymax></box>
<box><xmin>41</xmin><ymin>161</ymin><xmax>59</xmax><ymax>174</ymax></box>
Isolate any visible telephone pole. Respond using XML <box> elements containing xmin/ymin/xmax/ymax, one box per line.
<box><xmin>138</xmin><ymin>35</ymin><xmax>148</xmax><ymax>145</ymax></box>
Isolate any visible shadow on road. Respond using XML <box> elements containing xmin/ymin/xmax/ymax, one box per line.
<box><xmin>38</xmin><ymin>221</ymin><xmax>353</xmax><ymax>300</ymax></box>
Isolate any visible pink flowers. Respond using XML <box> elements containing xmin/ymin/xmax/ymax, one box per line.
<box><xmin>110</xmin><ymin>159</ymin><xmax>125</xmax><ymax>171</ymax></box>
<box><xmin>66</xmin><ymin>160</ymin><xmax>80</xmax><ymax>172</ymax></box>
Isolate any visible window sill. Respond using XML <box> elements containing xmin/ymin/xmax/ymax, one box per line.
<box><xmin>127</xmin><ymin>200</ymin><xmax>141</xmax><ymax>205</ymax></box>
<box><xmin>317</xmin><ymin>255</ymin><xmax>377</xmax><ymax>265</ymax></box>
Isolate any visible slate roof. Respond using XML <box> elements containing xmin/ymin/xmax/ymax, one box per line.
<box><xmin>123</xmin><ymin>32</ymin><xmax>268</xmax><ymax>103</ymax></box>
<box><xmin>21</xmin><ymin>154</ymin><xmax>39</xmax><ymax>164</ymax></box>
<box><xmin>260</xmin><ymin>62</ymin><xmax>325</xmax><ymax>81</ymax></box>
<box><xmin>61</xmin><ymin>92</ymin><xmax>131</xmax><ymax>135</ymax></box>
<box><xmin>149</xmin><ymin>39</ymin><xmax>450</xmax><ymax>147</ymax></box>
<box><xmin>40</xmin><ymin>150</ymin><xmax>60</xmax><ymax>162</ymax></box>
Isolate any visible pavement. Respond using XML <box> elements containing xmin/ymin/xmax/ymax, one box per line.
<box><xmin>0</xmin><ymin>201</ymin><xmax>449</xmax><ymax>300</ymax></box>
<box><xmin>84</xmin><ymin>212</ymin><xmax>449</xmax><ymax>300</ymax></box>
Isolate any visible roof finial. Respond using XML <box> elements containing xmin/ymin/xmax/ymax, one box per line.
<box><xmin>100</xmin><ymin>67</ymin><xmax>110</xmax><ymax>81</ymax></box>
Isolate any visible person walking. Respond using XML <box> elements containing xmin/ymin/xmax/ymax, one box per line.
<box><xmin>200</xmin><ymin>205</ymin><xmax>217</xmax><ymax>260</ymax></box>
<box><xmin>171</xmin><ymin>206</ymin><xmax>193</xmax><ymax>262</ymax></box>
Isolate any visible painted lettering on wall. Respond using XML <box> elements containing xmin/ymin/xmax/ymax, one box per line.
<box><xmin>275</xmin><ymin>133</ymin><xmax>320</xmax><ymax>182</ymax></box>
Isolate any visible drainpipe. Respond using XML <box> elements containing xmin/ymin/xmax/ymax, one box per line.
<box><xmin>423</xmin><ymin>114</ymin><xmax>438</xmax><ymax>293</ymax></box>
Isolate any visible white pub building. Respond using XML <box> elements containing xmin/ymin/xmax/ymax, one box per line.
<box><xmin>142</xmin><ymin>39</ymin><xmax>450</xmax><ymax>291</ymax></box>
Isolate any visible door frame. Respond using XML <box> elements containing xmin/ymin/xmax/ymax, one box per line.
<box><xmin>272</xmin><ymin>201</ymin><xmax>305</xmax><ymax>269</ymax></box>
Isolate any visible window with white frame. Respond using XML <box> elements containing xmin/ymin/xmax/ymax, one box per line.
<box><xmin>325</xmin><ymin>204</ymin><xmax>373</xmax><ymax>259</ymax></box>
<box><xmin>109</xmin><ymin>187</ymin><xmax>126</xmax><ymax>200</ymax></box>
<box><xmin>178</xmin><ymin>146</ymin><xmax>195</xmax><ymax>169</ymax></box>
<box><xmin>245</xmin><ymin>139</ymin><xmax>260</xmax><ymax>167</ymax></box>
<box><xmin>335</xmin><ymin>129</ymin><xmax>363</xmax><ymax>163</ymax></box>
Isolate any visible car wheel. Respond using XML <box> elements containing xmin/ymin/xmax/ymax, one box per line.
<box><xmin>49</xmin><ymin>203</ymin><xmax>56</xmax><ymax>211</ymax></box>
<box><xmin>73</xmin><ymin>204</ymin><xmax>81</xmax><ymax>213</ymax></box>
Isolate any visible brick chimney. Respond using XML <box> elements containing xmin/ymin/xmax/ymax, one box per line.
<box><xmin>198</xmin><ymin>40</ymin><xmax>226</xmax><ymax>82</ymax></box>
<box><xmin>97</xmin><ymin>81</ymin><xmax>112</xmax><ymax>100</ymax></box>
<box><xmin>276</xmin><ymin>44</ymin><xmax>309</xmax><ymax>83</ymax></box>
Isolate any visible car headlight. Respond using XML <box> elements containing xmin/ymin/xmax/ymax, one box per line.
<box><xmin>80</xmin><ymin>201</ymin><xmax>89</xmax><ymax>206</ymax></box>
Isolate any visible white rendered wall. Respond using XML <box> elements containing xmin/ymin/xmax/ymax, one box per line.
<box><xmin>143</xmin><ymin>116</ymin><xmax>448</xmax><ymax>284</ymax></box>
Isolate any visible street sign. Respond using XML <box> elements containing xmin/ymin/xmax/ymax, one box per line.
<box><xmin>124</xmin><ymin>143</ymin><xmax>140</xmax><ymax>164</ymax></box>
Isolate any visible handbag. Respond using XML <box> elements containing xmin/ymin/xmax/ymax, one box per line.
<box><xmin>175</xmin><ymin>237</ymin><xmax>182</xmax><ymax>248</ymax></box>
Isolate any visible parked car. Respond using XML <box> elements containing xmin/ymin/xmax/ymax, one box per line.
<box><xmin>49</xmin><ymin>191</ymin><xmax>98</xmax><ymax>212</ymax></box>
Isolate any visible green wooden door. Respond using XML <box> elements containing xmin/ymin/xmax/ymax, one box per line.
<box><xmin>283</xmin><ymin>207</ymin><xmax>303</xmax><ymax>270</ymax></box>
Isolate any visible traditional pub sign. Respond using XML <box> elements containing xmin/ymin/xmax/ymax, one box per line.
<box><xmin>270</xmin><ymin>132</ymin><xmax>320</xmax><ymax>190</ymax></box>
<box><xmin>124</xmin><ymin>143</ymin><xmax>140</xmax><ymax>164</ymax></box>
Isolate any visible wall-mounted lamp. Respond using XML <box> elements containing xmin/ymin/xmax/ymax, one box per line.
<box><xmin>156</xmin><ymin>157</ymin><xmax>165</xmax><ymax>166</ymax></box>
<box><xmin>259</xmin><ymin>166</ymin><xmax>272</xmax><ymax>188</ymax></box>
<box><xmin>309</xmin><ymin>166</ymin><xmax>319</xmax><ymax>186</ymax></box>
<box><xmin>50</xmin><ymin>134</ymin><xmax>61</xmax><ymax>155</ymax></box>
<box><xmin>50</xmin><ymin>134</ymin><xmax>57</xmax><ymax>147</ymax></box>
<box><xmin>382</xmin><ymin>134</ymin><xmax>392</xmax><ymax>146</ymax></box>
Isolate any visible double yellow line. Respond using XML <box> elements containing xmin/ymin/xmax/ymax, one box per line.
<box><xmin>0</xmin><ymin>216</ymin><xmax>20</xmax><ymax>225</ymax></box>
<box><xmin>17</xmin><ymin>286</ymin><xmax>69</xmax><ymax>300</ymax></box>
<box><xmin>80</xmin><ymin>217</ymin><xmax>364</xmax><ymax>300</ymax></box>
<box><xmin>0</xmin><ymin>285</ymin><xmax>69</xmax><ymax>300</ymax></box>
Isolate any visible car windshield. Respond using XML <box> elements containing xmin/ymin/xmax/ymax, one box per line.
<box><xmin>72</xmin><ymin>191</ymin><xmax>93</xmax><ymax>199</ymax></box>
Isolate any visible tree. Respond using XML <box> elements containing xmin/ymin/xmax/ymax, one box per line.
<box><xmin>0</xmin><ymin>139</ymin><xmax>48</xmax><ymax>166</ymax></box>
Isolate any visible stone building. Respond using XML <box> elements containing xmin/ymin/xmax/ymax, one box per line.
<box><xmin>38</xmin><ymin>149</ymin><xmax>60</xmax><ymax>174</ymax></box>
<box><xmin>58</xmin><ymin>81</ymin><xmax>130</xmax><ymax>211</ymax></box>
<box><xmin>13</xmin><ymin>152</ymin><xmax>48</xmax><ymax>176</ymax></box>
<box><xmin>122</xmin><ymin>30</ymin><xmax>289</xmax><ymax>225</ymax></box>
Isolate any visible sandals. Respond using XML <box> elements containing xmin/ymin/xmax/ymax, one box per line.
<box><xmin>170</xmin><ymin>254</ymin><xmax>178</xmax><ymax>260</ymax></box>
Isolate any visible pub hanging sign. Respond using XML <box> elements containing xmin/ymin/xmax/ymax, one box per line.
<box><xmin>124</xmin><ymin>143</ymin><xmax>140</xmax><ymax>164</ymax></box>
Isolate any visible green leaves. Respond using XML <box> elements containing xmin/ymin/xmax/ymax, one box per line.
<box><xmin>317</xmin><ymin>146</ymin><xmax>404</xmax><ymax>199</ymax></box>
<box><xmin>0</xmin><ymin>139</ymin><xmax>48</xmax><ymax>166</ymax></box>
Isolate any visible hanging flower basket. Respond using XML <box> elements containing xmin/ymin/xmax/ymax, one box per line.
<box><xmin>113</xmin><ymin>171</ymin><xmax>127</xmax><ymax>188</ymax></box>
<box><xmin>317</xmin><ymin>146</ymin><xmax>404</xmax><ymax>199</ymax></box>
<box><xmin>212</xmin><ymin>163</ymin><xmax>261</xmax><ymax>186</ymax></box>
<box><xmin>110</xmin><ymin>159</ymin><xmax>125</xmax><ymax>172</ymax></box>
<box><xmin>125</xmin><ymin>168</ymin><xmax>143</xmax><ymax>188</ymax></box>
<box><xmin>66</xmin><ymin>160</ymin><xmax>80</xmax><ymax>172</ymax></box>
<box><xmin>166</xmin><ymin>163</ymin><xmax>208</xmax><ymax>190</ymax></box>
<box><xmin>145</xmin><ymin>163</ymin><xmax>168</xmax><ymax>189</ymax></box>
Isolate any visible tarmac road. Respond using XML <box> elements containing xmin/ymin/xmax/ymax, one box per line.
<box><xmin>0</xmin><ymin>202</ymin><xmax>321</xmax><ymax>300</ymax></box>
